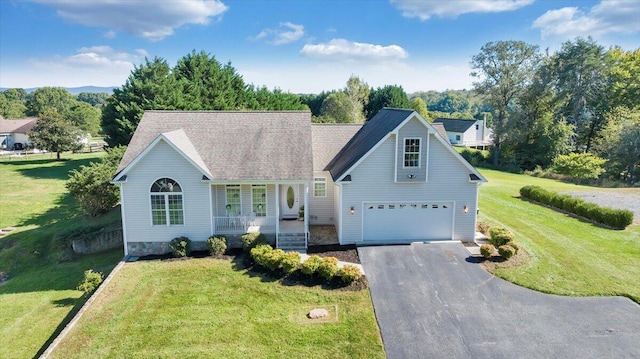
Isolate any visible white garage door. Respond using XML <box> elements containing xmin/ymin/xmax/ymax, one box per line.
<box><xmin>363</xmin><ymin>201</ymin><xmax>454</xmax><ymax>242</ymax></box>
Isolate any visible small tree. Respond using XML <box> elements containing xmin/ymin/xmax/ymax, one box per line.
<box><xmin>67</xmin><ymin>146</ymin><xmax>126</xmax><ymax>216</ymax></box>
<box><xmin>551</xmin><ymin>153</ymin><xmax>607</xmax><ymax>184</ymax></box>
<box><xmin>77</xmin><ymin>269</ymin><xmax>104</xmax><ymax>297</ymax></box>
<box><xmin>29</xmin><ymin>109</ymin><xmax>83</xmax><ymax>160</ymax></box>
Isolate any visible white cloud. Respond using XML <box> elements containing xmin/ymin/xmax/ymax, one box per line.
<box><xmin>250</xmin><ymin>22</ymin><xmax>305</xmax><ymax>45</ymax></box>
<box><xmin>533</xmin><ymin>0</ymin><xmax>640</xmax><ymax>39</ymax></box>
<box><xmin>33</xmin><ymin>0</ymin><xmax>228</xmax><ymax>41</ymax></box>
<box><xmin>392</xmin><ymin>0</ymin><xmax>533</xmax><ymax>20</ymax></box>
<box><xmin>0</xmin><ymin>46</ymin><xmax>145</xmax><ymax>88</ymax></box>
<box><xmin>300</xmin><ymin>39</ymin><xmax>408</xmax><ymax>62</ymax></box>
<box><xmin>104</xmin><ymin>30</ymin><xmax>116</xmax><ymax>39</ymax></box>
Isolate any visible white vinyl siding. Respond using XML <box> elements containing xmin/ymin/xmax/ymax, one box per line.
<box><xmin>212</xmin><ymin>184</ymin><xmax>276</xmax><ymax>218</ymax></box>
<box><xmin>308</xmin><ymin>172</ymin><xmax>335</xmax><ymax>225</ymax></box>
<box><xmin>119</xmin><ymin>140</ymin><xmax>211</xmax><ymax>244</ymax></box>
<box><xmin>396</xmin><ymin>118</ymin><xmax>428</xmax><ymax>182</ymax></box>
<box><xmin>340</xmin><ymin>127</ymin><xmax>479</xmax><ymax>244</ymax></box>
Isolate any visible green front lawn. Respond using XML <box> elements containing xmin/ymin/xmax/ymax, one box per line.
<box><xmin>0</xmin><ymin>153</ymin><xmax>123</xmax><ymax>359</ymax></box>
<box><xmin>479</xmin><ymin>169</ymin><xmax>640</xmax><ymax>302</ymax></box>
<box><xmin>49</xmin><ymin>258</ymin><xmax>385</xmax><ymax>359</ymax></box>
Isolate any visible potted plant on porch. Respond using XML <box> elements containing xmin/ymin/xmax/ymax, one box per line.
<box><xmin>298</xmin><ymin>205</ymin><xmax>304</xmax><ymax>221</ymax></box>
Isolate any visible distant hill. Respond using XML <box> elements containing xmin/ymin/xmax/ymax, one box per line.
<box><xmin>0</xmin><ymin>86</ymin><xmax>117</xmax><ymax>95</ymax></box>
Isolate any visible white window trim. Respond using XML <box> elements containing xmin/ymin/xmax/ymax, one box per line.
<box><xmin>225</xmin><ymin>184</ymin><xmax>242</xmax><ymax>216</ymax></box>
<box><xmin>402</xmin><ymin>137</ymin><xmax>421</xmax><ymax>169</ymax></box>
<box><xmin>313</xmin><ymin>177</ymin><xmax>327</xmax><ymax>197</ymax></box>
<box><xmin>251</xmin><ymin>185</ymin><xmax>268</xmax><ymax>216</ymax></box>
<box><xmin>149</xmin><ymin>178</ymin><xmax>184</xmax><ymax>226</ymax></box>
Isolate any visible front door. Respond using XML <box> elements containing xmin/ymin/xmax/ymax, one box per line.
<box><xmin>280</xmin><ymin>184</ymin><xmax>299</xmax><ymax>219</ymax></box>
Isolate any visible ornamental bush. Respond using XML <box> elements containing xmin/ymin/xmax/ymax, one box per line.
<box><xmin>250</xmin><ymin>244</ymin><xmax>273</xmax><ymax>267</ymax></box>
<box><xmin>476</xmin><ymin>221</ymin><xmax>491</xmax><ymax>235</ymax></box>
<box><xmin>280</xmin><ymin>251</ymin><xmax>301</xmax><ymax>274</ymax></box>
<box><xmin>264</xmin><ymin>249</ymin><xmax>285</xmax><ymax>271</ymax></box>
<box><xmin>77</xmin><ymin>269</ymin><xmax>104</xmax><ymax>297</ymax></box>
<box><xmin>207</xmin><ymin>236</ymin><xmax>227</xmax><ymax>256</ymax></box>
<box><xmin>338</xmin><ymin>264</ymin><xmax>362</xmax><ymax>283</ymax></box>
<box><xmin>480</xmin><ymin>244</ymin><xmax>494</xmax><ymax>259</ymax></box>
<box><xmin>498</xmin><ymin>245</ymin><xmax>515</xmax><ymax>259</ymax></box>
<box><xmin>169</xmin><ymin>236</ymin><xmax>191</xmax><ymax>257</ymax></box>
<box><xmin>317</xmin><ymin>257</ymin><xmax>339</xmax><ymax>280</ymax></box>
<box><xmin>489</xmin><ymin>228</ymin><xmax>514</xmax><ymax>247</ymax></box>
<box><xmin>241</xmin><ymin>232</ymin><xmax>266</xmax><ymax>252</ymax></box>
<box><xmin>507</xmin><ymin>241</ymin><xmax>520</xmax><ymax>254</ymax></box>
<box><xmin>301</xmin><ymin>255</ymin><xmax>323</xmax><ymax>276</ymax></box>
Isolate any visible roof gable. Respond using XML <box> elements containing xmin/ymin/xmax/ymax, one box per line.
<box><xmin>311</xmin><ymin>124</ymin><xmax>362</xmax><ymax>171</ymax></box>
<box><xmin>116</xmin><ymin>111</ymin><xmax>313</xmax><ymax>181</ymax></box>
<box><xmin>0</xmin><ymin>117</ymin><xmax>39</xmax><ymax>134</ymax></box>
<box><xmin>433</xmin><ymin>118</ymin><xmax>478</xmax><ymax>133</ymax></box>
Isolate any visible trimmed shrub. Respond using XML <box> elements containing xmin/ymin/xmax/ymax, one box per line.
<box><xmin>301</xmin><ymin>255</ymin><xmax>323</xmax><ymax>276</ymax></box>
<box><xmin>264</xmin><ymin>249</ymin><xmax>285</xmax><ymax>271</ymax></box>
<box><xmin>520</xmin><ymin>185</ymin><xmax>634</xmax><ymax>229</ymax></box>
<box><xmin>317</xmin><ymin>256</ymin><xmax>339</xmax><ymax>280</ymax></box>
<box><xmin>489</xmin><ymin>228</ymin><xmax>514</xmax><ymax>247</ymax></box>
<box><xmin>207</xmin><ymin>236</ymin><xmax>227</xmax><ymax>256</ymax></box>
<box><xmin>280</xmin><ymin>251</ymin><xmax>301</xmax><ymax>274</ymax></box>
<box><xmin>476</xmin><ymin>221</ymin><xmax>491</xmax><ymax>235</ymax></box>
<box><xmin>250</xmin><ymin>244</ymin><xmax>273</xmax><ymax>268</ymax></box>
<box><xmin>77</xmin><ymin>269</ymin><xmax>104</xmax><ymax>297</ymax></box>
<box><xmin>169</xmin><ymin>236</ymin><xmax>191</xmax><ymax>257</ymax></box>
<box><xmin>498</xmin><ymin>245</ymin><xmax>515</xmax><ymax>259</ymax></box>
<box><xmin>507</xmin><ymin>241</ymin><xmax>520</xmax><ymax>254</ymax></box>
<box><xmin>241</xmin><ymin>232</ymin><xmax>266</xmax><ymax>252</ymax></box>
<box><xmin>480</xmin><ymin>244</ymin><xmax>494</xmax><ymax>259</ymax></box>
<box><xmin>338</xmin><ymin>265</ymin><xmax>363</xmax><ymax>283</ymax></box>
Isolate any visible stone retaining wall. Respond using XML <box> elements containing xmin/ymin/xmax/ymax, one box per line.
<box><xmin>72</xmin><ymin>228</ymin><xmax>123</xmax><ymax>255</ymax></box>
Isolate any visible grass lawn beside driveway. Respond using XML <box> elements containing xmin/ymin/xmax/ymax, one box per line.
<box><xmin>49</xmin><ymin>257</ymin><xmax>385</xmax><ymax>359</ymax></box>
<box><xmin>478</xmin><ymin>169</ymin><xmax>640</xmax><ymax>302</ymax></box>
<box><xmin>0</xmin><ymin>152</ymin><xmax>123</xmax><ymax>359</ymax></box>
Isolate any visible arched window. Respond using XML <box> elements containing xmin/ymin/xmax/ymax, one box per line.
<box><xmin>150</xmin><ymin>178</ymin><xmax>184</xmax><ymax>225</ymax></box>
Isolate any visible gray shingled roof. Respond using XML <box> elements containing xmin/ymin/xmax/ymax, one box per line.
<box><xmin>430</xmin><ymin>122</ymin><xmax>449</xmax><ymax>142</ymax></box>
<box><xmin>117</xmin><ymin>111</ymin><xmax>313</xmax><ymax>181</ymax></box>
<box><xmin>311</xmin><ymin>124</ymin><xmax>362</xmax><ymax>171</ymax></box>
<box><xmin>433</xmin><ymin>118</ymin><xmax>477</xmax><ymax>133</ymax></box>
<box><xmin>0</xmin><ymin>117</ymin><xmax>39</xmax><ymax>134</ymax></box>
<box><xmin>327</xmin><ymin>108</ymin><xmax>415</xmax><ymax>181</ymax></box>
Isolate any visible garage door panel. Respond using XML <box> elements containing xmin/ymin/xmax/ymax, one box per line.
<box><xmin>363</xmin><ymin>202</ymin><xmax>453</xmax><ymax>242</ymax></box>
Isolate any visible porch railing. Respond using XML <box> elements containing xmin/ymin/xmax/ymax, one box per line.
<box><xmin>213</xmin><ymin>216</ymin><xmax>276</xmax><ymax>234</ymax></box>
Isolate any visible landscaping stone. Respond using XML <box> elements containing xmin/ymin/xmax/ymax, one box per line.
<box><xmin>307</xmin><ymin>308</ymin><xmax>329</xmax><ymax>319</ymax></box>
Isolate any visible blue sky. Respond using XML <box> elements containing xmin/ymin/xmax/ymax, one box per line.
<box><xmin>1</xmin><ymin>0</ymin><xmax>639</xmax><ymax>93</ymax></box>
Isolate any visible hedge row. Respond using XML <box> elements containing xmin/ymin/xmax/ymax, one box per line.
<box><xmin>519</xmin><ymin>185</ymin><xmax>634</xmax><ymax>229</ymax></box>
<box><xmin>250</xmin><ymin>244</ymin><xmax>362</xmax><ymax>284</ymax></box>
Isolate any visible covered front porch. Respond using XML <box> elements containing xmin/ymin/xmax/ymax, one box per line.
<box><xmin>210</xmin><ymin>182</ymin><xmax>309</xmax><ymax>250</ymax></box>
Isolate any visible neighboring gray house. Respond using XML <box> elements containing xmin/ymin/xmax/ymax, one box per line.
<box><xmin>0</xmin><ymin>116</ymin><xmax>38</xmax><ymax>150</ymax></box>
<box><xmin>433</xmin><ymin>117</ymin><xmax>492</xmax><ymax>148</ymax></box>
<box><xmin>113</xmin><ymin>109</ymin><xmax>486</xmax><ymax>256</ymax></box>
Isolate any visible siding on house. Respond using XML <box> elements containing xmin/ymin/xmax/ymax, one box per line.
<box><xmin>212</xmin><ymin>184</ymin><xmax>276</xmax><ymax>218</ymax></box>
<box><xmin>340</xmin><ymin>131</ymin><xmax>479</xmax><ymax>243</ymax></box>
<box><xmin>121</xmin><ymin>140</ymin><xmax>211</xmax><ymax>246</ymax></box>
<box><xmin>308</xmin><ymin>171</ymin><xmax>335</xmax><ymax>224</ymax></box>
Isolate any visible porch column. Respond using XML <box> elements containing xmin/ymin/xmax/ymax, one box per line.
<box><xmin>304</xmin><ymin>182</ymin><xmax>309</xmax><ymax>246</ymax></box>
<box><xmin>275</xmin><ymin>184</ymin><xmax>279</xmax><ymax>247</ymax></box>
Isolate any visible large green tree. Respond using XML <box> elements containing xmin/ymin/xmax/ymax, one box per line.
<box><xmin>608</xmin><ymin>47</ymin><xmax>640</xmax><ymax>110</ymax></box>
<box><xmin>246</xmin><ymin>86</ymin><xmax>307</xmax><ymax>111</ymax></box>
<box><xmin>66</xmin><ymin>101</ymin><xmax>101</xmax><ymax>135</ymax></box>
<box><xmin>411</xmin><ymin>97</ymin><xmax>431</xmax><ymax>121</ymax></box>
<box><xmin>471</xmin><ymin>40</ymin><xmax>540</xmax><ymax>165</ymax></box>
<box><xmin>29</xmin><ymin>109</ymin><xmax>83</xmax><ymax>160</ymax></box>
<box><xmin>26</xmin><ymin>87</ymin><xmax>76</xmax><ymax>116</ymax></box>
<box><xmin>365</xmin><ymin>85</ymin><xmax>411</xmax><ymax>120</ymax></box>
<box><xmin>101</xmin><ymin>57</ymin><xmax>177</xmax><ymax>147</ymax></box>
<box><xmin>595</xmin><ymin>107</ymin><xmax>640</xmax><ymax>184</ymax></box>
<box><xmin>0</xmin><ymin>92</ymin><xmax>27</xmax><ymax>119</ymax></box>
<box><xmin>344</xmin><ymin>76</ymin><xmax>370</xmax><ymax>123</ymax></box>
<box><xmin>77</xmin><ymin>92</ymin><xmax>110</xmax><ymax>107</ymax></box>
<box><xmin>320</xmin><ymin>92</ymin><xmax>355</xmax><ymax>123</ymax></box>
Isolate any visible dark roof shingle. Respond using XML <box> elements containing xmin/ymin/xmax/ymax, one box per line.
<box><xmin>433</xmin><ymin>118</ymin><xmax>477</xmax><ymax>133</ymax></box>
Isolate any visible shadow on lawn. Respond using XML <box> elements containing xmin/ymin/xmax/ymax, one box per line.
<box><xmin>4</xmin><ymin>156</ymin><xmax>98</xmax><ymax>180</ymax></box>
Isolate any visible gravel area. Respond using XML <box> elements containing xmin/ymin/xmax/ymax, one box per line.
<box><xmin>562</xmin><ymin>189</ymin><xmax>640</xmax><ymax>224</ymax></box>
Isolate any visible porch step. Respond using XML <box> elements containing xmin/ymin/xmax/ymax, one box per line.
<box><xmin>278</xmin><ymin>232</ymin><xmax>306</xmax><ymax>251</ymax></box>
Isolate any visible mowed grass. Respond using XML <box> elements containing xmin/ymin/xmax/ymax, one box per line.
<box><xmin>479</xmin><ymin>169</ymin><xmax>640</xmax><ymax>302</ymax></box>
<box><xmin>0</xmin><ymin>152</ymin><xmax>123</xmax><ymax>359</ymax></box>
<box><xmin>50</xmin><ymin>258</ymin><xmax>385</xmax><ymax>359</ymax></box>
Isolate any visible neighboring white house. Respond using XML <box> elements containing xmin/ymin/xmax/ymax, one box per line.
<box><xmin>433</xmin><ymin>117</ymin><xmax>493</xmax><ymax>148</ymax></box>
<box><xmin>0</xmin><ymin>116</ymin><xmax>38</xmax><ymax>150</ymax></box>
<box><xmin>113</xmin><ymin>109</ymin><xmax>487</xmax><ymax>256</ymax></box>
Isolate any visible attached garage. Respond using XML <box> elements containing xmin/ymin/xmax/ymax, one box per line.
<box><xmin>362</xmin><ymin>201</ymin><xmax>454</xmax><ymax>242</ymax></box>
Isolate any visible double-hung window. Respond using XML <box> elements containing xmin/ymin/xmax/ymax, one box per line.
<box><xmin>150</xmin><ymin>178</ymin><xmax>184</xmax><ymax>225</ymax></box>
<box><xmin>226</xmin><ymin>185</ymin><xmax>241</xmax><ymax>216</ymax></box>
<box><xmin>403</xmin><ymin>138</ymin><xmax>420</xmax><ymax>168</ymax></box>
<box><xmin>251</xmin><ymin>185</ymin><xmax>267</xmax><ymax>216</ymax></box>
<box><xmin>314</xmin><ymin>177</ymin><xmax>327</xmax><ymax>197</ymax></box>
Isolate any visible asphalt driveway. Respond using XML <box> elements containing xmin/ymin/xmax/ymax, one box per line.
<box><xmin>358</xmin><ymin>243</ymin><xmax>640</xmax><ymax>359</ymax></box>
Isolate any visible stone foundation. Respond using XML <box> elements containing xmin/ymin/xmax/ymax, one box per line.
<box><xmin>126</xmin><ymin>233</ymin><xmax>277</xmax><ymax>256</ymax></box>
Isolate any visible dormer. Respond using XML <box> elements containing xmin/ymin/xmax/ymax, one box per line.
<box><xmin>395</xmin><ymin>115</ymin><xmax>429</xmax><ymax>183</ymax></box>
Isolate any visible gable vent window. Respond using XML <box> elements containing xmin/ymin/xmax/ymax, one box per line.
<box><xmin>403</xmin><ymin>138</ymin><xmax>421</xmax><ymax>168</ymax></box>
<box><xmin>314</xmin><ymin>177</ymin><xmax>327</xmax><ymax>197</ymax></box>
<box><xmin>150</xmin><ymin>178</ymin><xmax>184</xmax><ymax>226</ymax></box>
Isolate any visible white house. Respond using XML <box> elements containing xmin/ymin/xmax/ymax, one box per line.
<box><xmin>113</xmin><ymin>109</ymin><xmax>487</xmax><ymax>256</ymax></box>
<box><xmin>433</xmin><ymin>117</ymin><xmax>492</xmax><ymax>148</ymax></box>
<box><xmin>0</xmin><ymin>116</ymin><xmax>38</xmax><ymax>150</ymax></box>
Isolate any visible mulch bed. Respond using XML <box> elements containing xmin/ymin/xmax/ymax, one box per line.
<box><xmin>307</xmin><ymin>244</ymin><xmax>360</xmax><ymax>264</ymax></box>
